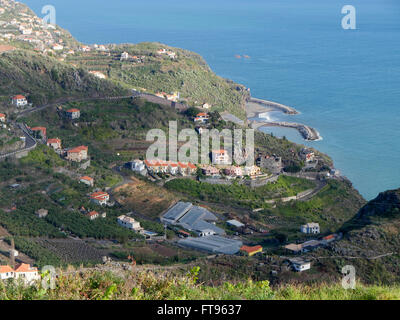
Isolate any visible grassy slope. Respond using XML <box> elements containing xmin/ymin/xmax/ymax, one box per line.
<box><xmin>1</xmin><ymin>267</ymin><xmax>400</xmax><ymax>300</ymax></box>
<box><xmin>0</xmin><ymin>50</ymin><xmax>128</xmax><ymax>105</ymax></box>
<box><xmin>67</xmin><ymin>42</ymin><xmax>250</xmax><ymax>119</ymax></box>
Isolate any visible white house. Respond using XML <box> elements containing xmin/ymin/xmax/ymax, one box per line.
<box><xmin>87</xmin><ymin>211</ymin><xmax>99</xmax><ymax>220</ymax></box>
<box><xmin>130</xmin><ymin>159</ymin><xmax>146</xmax><ymax>172</ymax></box>
<box><xmin>290</xmin><ymin>258</ymin><xmax>311</xmax><ymax>272</ymax></box>
<box><xmin>300</xmin><ymin>222</ymin><xmax>320</xmax><ymax>234</ymax></box>
<box><xmin>117</xmin><ymin>215</ymin><xmax>143</xmax><ymax>233</ymax></box>
<box><xmin>90</xmin><ymin>192</ymin><xmax>109</xmax><ymax>206</ymax></box>
<box><xmin>14</xmin><ymin>263</ymin><xmax>40</xmax><ymax>283</ymax></box>
<box><xmin>0</xmin><ymin>265</ymin><xmax>15</xmax><ymax>280</ymax></box>
<box><xmin>79</xmin><ymin>176</ymin><xmax>94</xmax><ymax>187</ymax></box>
<box><xmin>211</xmin><ymin>149</ymin><xmax>230</xmax><ymax>165</ymax></box>
<box><xmin>11</xmin><ymin>95</ymin><xmax>28</xmax><ymax>107</ymax></box>
<box><xmin>120</xmin><ymin>52</ymin><xmax>129</xmax><ymax>60</ymax></box>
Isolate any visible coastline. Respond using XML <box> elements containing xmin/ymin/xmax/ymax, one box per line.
<box><xmin>245</xmin><ymin>97</ymin><xmax>322</xmax><ymax>141</ymax></box>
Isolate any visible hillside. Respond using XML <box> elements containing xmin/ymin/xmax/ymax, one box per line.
<box><xmin>0</xmin><ymin>49</ymin><xmax>129</xmax><ymax>106</ymax></box>
<box><xmin>302</xmin><ymin>188</ymin><xmax>400</xmax><ymax>285</ymax></box>
<box><xmin>66</xmin><ymin>42</ymin><xmax>250</xmax><ymax>119</ymax></box>
<box><xmin>1</xmin><ymin>265</ymin><xmax>400</xmax><ymax>300</ymax></box>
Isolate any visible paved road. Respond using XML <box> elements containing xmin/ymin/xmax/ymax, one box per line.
<box><xmin>0</xmin><ymin>123</ymin><xmax>37</xmax><ymax>160</ymax></box>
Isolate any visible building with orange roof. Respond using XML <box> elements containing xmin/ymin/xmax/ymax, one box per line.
<box><xmin>211</xmin><ymin>149</ymin><xmax>230</xmax><ymax>165</ymax></box>
<box><xmin>14</xmin><ymin>263</ymin><xmax>40</xmax><ymax>282</ymax></box>
<box><xmin>66</xmin><ymin>145</ymin><xmax>88</xmax><ymax>162</ymax></box>
<box><xmin>0</xmin><ymin>265</ymin><xmax>15</xmax><ymax>280</ymax></box>
<box><xmin>79</xmin><ymin>176</ymin><xmax>94</xmax><ymax>187</ymax></box>
<box><xmin>31</xmin><ymin>127</ymin><xmax>47</xmax><ymax>139</ymax></box>
<box><xmin>11</xmin><ymin>95</ymin><xmax>28</xmax><ymax>107</ymax></box>
<box><xmin>90</xmin><ymin>191</ymin><xmax>109</xmax><ymax>206</ymax></box>
<box><xmin>86</xmin><ymin>210</ymin><xmax>99</xmax><ymax>220</ymax></box>
<box><xmin>0</xmin><ymin>113</ymin><xmax>5</xmax><ymax>122</ymax></box>
<box><xmin>47</xmin><ymin>138</ymin><xmax>61</xmax><ymax>150</ymax></box>
<box><xmin>240</xmin><ymin>245</ymin><xmax>263</xmax><ymax>257</ymax></box>
<box><xmin>194</xmin><ymin>112</ymin><xmax>209</xmax><ymax>123</ymax></box>
<box><xmin>65</xmin><ymin>108</ymin><xmax>80</xmax><ymax>119</ymax></box>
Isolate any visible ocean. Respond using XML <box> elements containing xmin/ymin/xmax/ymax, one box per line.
<box><xmin>23</xmin><ymin>0</ymin><xmax>400</xmax><ymax>200</ymax></box>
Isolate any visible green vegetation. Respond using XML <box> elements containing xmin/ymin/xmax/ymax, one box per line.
<box><xmin>0</xmin><ymin>267</ymin><xmax>399</xmax><ymax>300</ymax></box>
<box><xmin>67</xmin><ymin>42</ymin><xmax>249</xmax><ymax>119</ymax></box>
<box><xmin>20</xmin><ymin>145</ymin><xmax>65</xmax><ymax>168</ymax></box>
<box><xmin>0</xmin><ymin>49</ymin><xmax>128</xmax><ymax>105</ymax></box>
<box><xmin>165</xmin><ymin>176</ymin><xmax>315</xmax><ymax>209</ymax></box>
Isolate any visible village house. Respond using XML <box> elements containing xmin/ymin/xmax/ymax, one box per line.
<box><xmin>52</xmin><ymin>44</ymin><xmax>63</xmax><ymax>51</ymax></box>
<box><xmin>240</xmin><ymin>245</ymin><xmax>263</xmax><ymax>257</ymax></box>
<box><xmin>144</xmin><ymin>159</ymin><xmax>161</xmax><ymax>173</ymax></box>
<box><xmin>35</xmin><ymin>208</ymin><xmax>48</xmax><ymax>218</ymax></box>
<box><xmin>86</xmin><ymin>211</ymin><xmax>99</xmax><ymax>220</ymax></box>
<box><xmin>300</xmin><ymin>222</ymin><xmax>320</xmax><ymax>234</ymax></box>
<box><xmin>0</xmin><ymin>263</ymin><xmax>40</xmax><ymax>283</ymax></box>
<box><xmin>120</xmin><ymin>52</ymin><xmax>129</xmax><ymax>60</ymax></box>
<box><xmin>129</xmin><ymin>159</ymin><xmax>146</xmax><ymax>173</ymax></box>
<box><xmin>202</xmin><ymin>165</ymin><xmax>220</xmax><ymax>176</ymax></box>
<box><xmin>66</xmin><ymin>145</ymin><xmax>88</xmax><ymax>162</ymax></box>
<box><xmin>194</xmin><ymin>112</ymin><xmax>209</xmax><ymax>123</ymax></box>
<box><xmin>46</xmin><ymin>138</ymin><xmax>61</xmax><ymax>150</ymax></box>
<box><xmin>65</xmin><ymin>108</ymin><xmax>80</xmax><ymax>120</ymax></box>
<box><xmin>30</xmin><ymin>127</ymin><xmax>46</xmax><ymax>140</ymax></box>
<box><xmin>0</xmin><ymin>113</ymin><xmax>6</xmax><ymax>122</ymax></box>
<box><xmin>79</xmin><ymin>176</ymin><xmax>94</xmax><ymax>187</ymax></box>
<box><xmin>11</xmin><ymin>95</ymin><xmax>28</xmax><ymax>107</ymax></box>
<box><xmin>289</xmin><ymin>258</ymin><xmax>311</xmax><ymax>272</ymax></box>
<box><xmin>90</xmin><ymin>191</ymin><xmax>109</xmax><ymax>206</ymax></box>
<box><xmin>168</xmin><ymin>162</ymin><xmax>179</xmax><ymax>175</ymax></box>
<box><xmin>211</xmin><ymin>149</ymin><xmax>230</xmax><ymax>165</ymax></box>
<box><xmin>300</xmin><ymin>148</ymin><xmax>315</xmax><ymax>163</ymax></box>
<box><xmin>243</xmin><ymin>165</ymin><xmax>261</xmax><ymax>177</ymax></box>
<box><xmin>117</xmin><ymin>215</ymin><xmax>144</xmax><ymax>233</ymax></box>
<box><xmin>0</xmin><ymin>265</ymin><xmax>15</xmax><ymax>280</ymax></box>
<box><xmin>224</xmin><ymin>166</ymin><xmax>243</xmax><ymax>177</ymax></box>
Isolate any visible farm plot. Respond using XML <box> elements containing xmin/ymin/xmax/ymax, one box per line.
<box><xmin>34</xmin><ymin>238</ymin><xmax>106</xmax><ymax>264</ymax></box>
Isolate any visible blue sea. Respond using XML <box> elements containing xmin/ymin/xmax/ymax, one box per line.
<box><xmin>23</xmin><ymin>0</ymin><xmax>400</xmax><ymax>200</ymax></box>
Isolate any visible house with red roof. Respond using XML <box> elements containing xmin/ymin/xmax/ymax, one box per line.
<box><xmin>0</xmin><ymin>264</ymin><xmax>39</xmax><ymax>283</ymax></box>
<box><xmin>194</xmin><ymin>112</ymin><xmax>209</xmax><ymax>123</ymax></box>
<box><xmin>211</xmin><ymin>149</ymin><xmax>230</xmax><ymax>165</ymax></box>
<box><xmin>11</xmin><ymin>95</ymin><xmax>28</xmax><ymax>107</ymax></box>
<box><xmin>0</xmin><ymin>265</ymin><xmax>15</xmax><ymax>280</ymax></box>
<box><xmin>47</xmin><ymin>138</ymin><xmax>61</xmax><ymax>150</ymax></box>
<box><xmin>240</xmin><ymin>245</ymin><xmax>263</xmax><ymax>257</ymax></box>
<box><xmin>0</xmin><ymin>113</ymin><xmax>6</xmax><ymax>123</ymax></box>
<box><xmin>79</xmin><ymin>176</ymin><xmax>94</xmax><ymax>187</ymax></box>
<box><xmin>65</xmin><ymin>108</ymin><xmax>80</xmax><ymax>120</ymax></box>
<box><xmin>144</xmin><ymin>159</ymin><xmax>161</xmax><ymax>173</ymax></box>
<box><xmin>90</xmin><ymin>191</ymin><xmax>109</xmax><ymax>206</ymax></box>
<box><xmin>30</xmin><ymin>127</ymin><xmax>47</xmax><ymax>139</ymax></box>
<box><xmin>86</xmin><ymin>210</ymin><xmax>99</xmax><ymax>220</ymax></box>
<box><xmin>66</xmin><ymin>145</ymin><xmax>88</xmax><ymax>162</ymax></box>
<box><xmin>14</xmin><ymin>263</ymin><xmax>40</xmax><ymax>283</ymax></box>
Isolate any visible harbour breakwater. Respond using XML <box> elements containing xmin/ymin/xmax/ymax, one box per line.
<box><xmin>246</xmin><ymin>97</ymin><xmax>321</xmax><ymax>141</ymax></box>
<box><xmin>250</xmin><ymin>120</ymin><xmax>321</xmax><ymax>141</ymax></box>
